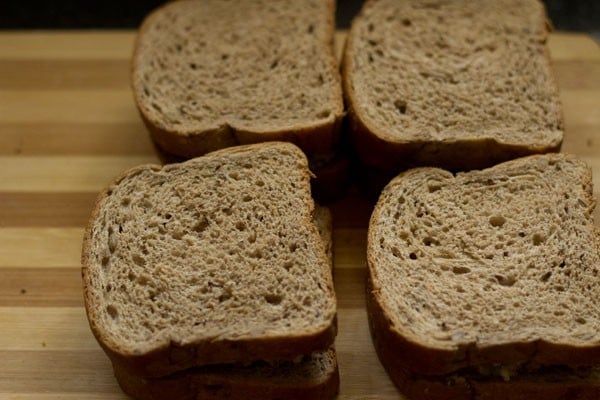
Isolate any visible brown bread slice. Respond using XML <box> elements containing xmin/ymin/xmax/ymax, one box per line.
<box><xmin>113</xmin><ymin>215</ymin><xmax>337</xmax><ymax>400</ymax></box>
<box><xmin>113</xmin><ymin>349</ymin><xmax>339</xmax><ymax>400</ymax></box>
<box><xmin>367</xmin><ymin>154</ymin><xmax>600</xmax><ymax>383</ymax></box>
<box><xmin>132</xmin><ymin>0</ymin><xmax>343</xmax><ymax>159</ymax></box>
<box><xmin>343</xmin><ymin>0</ymin><xmax>563</xmax><ymax>171</ymax></box>
<box><xmin>82</xmin><ymin>142</ymin><xmax>337</xmax><ymax>378</ymax></box>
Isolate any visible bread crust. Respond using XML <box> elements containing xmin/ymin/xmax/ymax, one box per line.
<box><xmin>81</xmin><ymin>142</ymin><xmax>337</xmax><ymax>378</ymax></box>
<box><xmin>132</xmin><ymin>0</ymin><xmax>344</xmax><ymax>159</ymax></box>
<box><xmin>112</xmin><ymin>349</ymin><xmax>340</xmax><ymax>400</ymax></box>
<box><xmin>366</xmin><ymin>154</ymin><xmax>600</xmax><ymax>379</ymax></box>
<box><xmin>341</xmin><ymin>0</ymin><xmax>564</xmax><ymax>172</ymax></box>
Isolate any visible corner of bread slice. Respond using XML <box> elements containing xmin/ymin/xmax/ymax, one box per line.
<box><xmin>367</xmin><ymin>153</ymin><xmax>600</xmax><ymax>379</ymax></box>
<box><xmin>82</xmin><ymin>142</ymin><xmax>337</xmax><ymax>378</ymax></box>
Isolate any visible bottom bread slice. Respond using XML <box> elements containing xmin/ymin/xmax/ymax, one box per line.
<box><xmin>113</xmin><ymin>349</ymin><xmax>339</xmax><ymax>400</ymax></box>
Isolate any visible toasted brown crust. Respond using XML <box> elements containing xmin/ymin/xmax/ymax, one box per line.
<box><xmin>341</xmin><ymin>0</ymin><xmax>564</xmax><ymax>172</ymax></box>
<box><xmin>81</xmin><ymin>142</ymin><xmax>337</xmax><ymax>378</ymax></box>
<box><xmin>132</xmin><ymin>0</ymin><xmax>344</xmax><ymax>159</ymax></box>
<box><xmin>366</xmin><ymin>154</ymin><xmax>600</xmax><ymax>378</ymax></box>
<box><xmin>112</xmin><ymin>350</ymin><xmax>340</xmax><ymax>400</ymax></box>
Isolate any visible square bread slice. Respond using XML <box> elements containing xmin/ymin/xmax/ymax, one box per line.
<box><xmin>367</xmin><ymin>154</ymin><xmax>600</xmax><ymax>390</ymax></box>
<box><xmin>82</xmin><ymin>142</ymin><xmax>337</xmax><ymax>378</ymax></box>
<box><xmin>132</xmin><ymin>0</ymin><xmax>343</xmax><ymax>159</ymax></box>
<box><xmin>343</xmin><ymin>0</ymin><xmax>563</xmax><ymax>171</ymax></box>
<box><xmin>112</xmin><ymin>209</ymin><xmax>337</xmax><ymax>400</ymax></box>
<box><xmin>113</xmin><ymin>349</ymin><xmax>339</xmax><ymax>400</ymax></box>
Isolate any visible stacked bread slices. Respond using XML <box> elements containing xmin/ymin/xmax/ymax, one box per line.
<box><xmin>367</xmin><ymin>153</ymin><xmax>600</xmax><ymax>399</ymax></box>
<box><xmin>82</xmin><ymin>143</ymin><xmax>338</xmax><ymax>399</ymax></box>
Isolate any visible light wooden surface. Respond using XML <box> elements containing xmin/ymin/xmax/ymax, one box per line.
<box><xmin>0</xmin><ymin>30</ymin><xmax>598</xmax><ymax>399</ymax></box>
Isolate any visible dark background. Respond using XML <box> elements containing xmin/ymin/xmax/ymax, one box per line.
<box><xmin>1</xmin><ymin>0</ymin><xmax>599</xmax><ymax>38</ymax></box>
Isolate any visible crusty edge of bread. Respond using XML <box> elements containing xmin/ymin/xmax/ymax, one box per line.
<box><xmin>112</xmin><ymin>349</ymin><xmax>340</xmax><ymax>400</ymax></box>
<box><xmin>82</xmin><ymin>142</ymin><xmax>337</xmax><ymax>378</ymax></box>
<box><xmin>341</xmin><ymin>0</ymin><xmax>564</xmax><ymax>171</ymax></box>
<box><xmin>132</xmin><ymin>0</ymin><xmax>345</xmax><ymax>159</ymax></box>
<box><xmin>366</xmin><ymin>154</ymin><xmax>600</xmax><ymax>377</ymax></box>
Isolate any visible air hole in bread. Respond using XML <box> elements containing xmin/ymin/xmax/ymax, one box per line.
<box><xmin>137</xmin><ymin>275</ymin><xmax>149</xmax><ymax>286</ymax></box>
<box><xmin>101</xmin><ymin>256</ymin><xmax>110</xmax><ymax>269</ymax></box>
<box><xmin>452</xmin><ymin>266</ymin><xmax>470</xmax><ymax>274</ymax></box>
<box><xmin>307</xmin><ymin>24</ymin><xmax>314</xmax><ymax>34</ymax></box>
<box><xmin>132</xmin><ymin>254</ymin><xmax>145</xmax><ymax>267</ymax></box>
<box><xmin>106</xmin><ymin>305</ymin><xmax>118</xmax><ymax>320</ymax></box>
<box><xmin>218</xmin><ymin>292</ymin><xmax>232</xmax><ymax>302</ymax></box>
<box><xmin>283</xmin><ymin>261</ymin><xmax>293</xmax><ymax>271</ymax></box>
<box><xmin>105</xmin><ymin>283</ymin><xmax>112</xmax><ymax>293</ymax></box>
<box><xmin>391</xmin><ymin>247</ymin><xmax>401</xmax><ymax>257</ymax></box>
<box><xmin>127</xmin><ymin>272</ymin><xmax>136</xmax><ymax>281</ymax></box>
<box><xmin>289</xmin><ymin>243</ymin><xmax>298</xmax><ymax>252</ymax></box>
<box><xmin>192</xmin><ymin>218</ymin><xmax>209</xmax><ymax>233</ymax></box>
<box><xmin>532</xmin><ymin>233</ymin><xmax>545</xmax><ymax>245</ymax></box>
<box><xmin>189</xmin><ymin>63</ymin><xmax>197</xmax><ymax>70</ymax></box>
<box><xmin>489</xmin><ymin>215</ymin><xmax>506</xmax><ymax>227</ymax></box>
<box><xmin>242</xmin><ymin>195</ymin><xmax>252</xmax><ymax>202</ymax></box>
<box><xmin>423</xmin><ymin>237</ymin><xmax>437</xmax><ymax>246</ymax></box>
<box><xmin>316</xmin><ymin>110</ymin><xmax>331</xmax><ymax>119</ymax></box>
<box><xmin>398</xmin><ymin>196</ymin><xmax>405</xmax><ymax>204</ymax></box>
<box><xmin>409</xmin><ymin>252</ymin><xmax>418</xmax><ymax>260</ymax></box>
<box><xmin>368</xmin><ymin>54</ymin><xmax>374</xmax><ymax>63</ymax></box>
<box><xmin>151</xmin><ymin>102</ymin><xmax>162</xmax><ymax>113</ymax></box>
<box><xmin>428</xmin><ymin>184</ymin><xmax>441</xmax><ymax>193</ymax></box>
<box><xmin>270</xmin><ymin>59</ymin><xmax>279</xmax><ymax>69</ymax></box>
<box><xmin>235</xmin><ymin>221</ymin><xmax>246</xmax><ymax>231</ymax></box>
<box><xmin>265</xmin><ymin>294</ymin><xmax>282</xmax><ymax>305</ymax></box>
<box><xmin>394</xmin><ymin>100</ymin><xmax>407</xmax><ymax>114</ymax></box>
<box><xmin>576</xmin><ymin>317</ymin><xmax>587</xmax><ymax>324</ymax></box>
<box><xmin>494</xmin><ymin>274</ymin><xmax>516</xmax><ymax>287</ymax></box>
<box><xmin>121</xmin><ymin>198</ymin><xmax>131</xmax><ymax>207</ymax></box>
<box><xmin>402</xmin><ymin>18</ymin><xmax>411</xmax><ymax>26</ymax></box>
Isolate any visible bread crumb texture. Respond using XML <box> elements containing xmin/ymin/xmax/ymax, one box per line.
<box><xmin>347</xmin><ymin>0</ymin><xmax>562</xmax><ymax>146</ymax></box>
<box><xmin>85</xmin><ymin>143</ymin><xmax>335</xmax><ymax>353</ymax></box>
<box><xmin>370</xmin><ymin>154</ymin><xmax>599</xmax><ymax>350</ymax></box>
<box><xmin>133</xmin><ymin>0</ymin><xmax>341</xmax><ymax>133</ymax></box>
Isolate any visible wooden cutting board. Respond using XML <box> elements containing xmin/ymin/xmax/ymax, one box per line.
<box><xmin>0</xmin><ymin>30</ymin><xmax>598</xmax><ymax>399</ymax></box>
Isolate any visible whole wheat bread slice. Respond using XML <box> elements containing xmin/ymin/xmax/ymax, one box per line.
<box><xmin>343</xmin><ymin>0</ymin><xmax>563</xmax><ymax>171</ymax></box>
<box><xmin>82</xmin><ymin>142</ymin><xmax>337</xmax><ymax>378</ymax></box>
<box><xmin>113</xmin><ymin>349</ymin><xmax>339</xmax><ymax>400</ymax></box>
<box><xmin>367</xmin><ymin>154</ymin><xmax>600</xmax><ymax>383</ymax></box>
<box><xmin>113</xmin><ymin>212</ymin><xmax>337</xmax><ymax>400</ymax></box>
<box><xmin>132</xmin><ymin>0</ymin><xmax>343</xmax><ymax>159</ymax></box>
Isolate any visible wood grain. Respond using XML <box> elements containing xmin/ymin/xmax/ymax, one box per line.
<box><xmin>0</xmin><ymin>30</ymin><xmax>598</xmax><ymax>399</ymax></box>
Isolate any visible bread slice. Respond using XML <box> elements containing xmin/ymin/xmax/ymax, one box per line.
<box><xmin>132</xmin><ymin>0</ymin><xmax>343</xmax><ymax>159</ymax></box>
<box><xmin>343</xmin><ymin>0</ymin><xmax>563</xmax><ymax>171</ymax></box>
<box><xmin>113</xmin><ymin>349</ymin><xmax>339</xmax><ymax>400</ymax></box>
<box><xmin>82</xmin><ymin>142</ymin><xmax>337</xmax><ymax>378</ymax></box>
<box><xmin>367</xmin><ymin>154</ymin><xmax>600</xmax><ymax>384</ymax></box>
